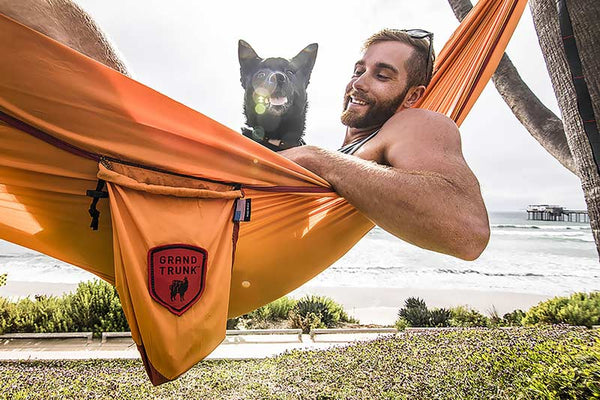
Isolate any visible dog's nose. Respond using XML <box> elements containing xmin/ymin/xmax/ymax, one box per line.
<box><xmin>270</xmin><ymin>72</ymin><xmax>287</xmax><ymax>84</ymax></box>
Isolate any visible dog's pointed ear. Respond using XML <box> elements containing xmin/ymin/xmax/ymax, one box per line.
<box><xmin>291</xmin><ymin>43</ymin><xmax>318</xmax><ymax>85</ymax></box>
<box><xmin>239</xmin><ymin>40</ymin><xmax>262</xmax><ymax>88</ymax></box>
<box><xmin>239</xmin><ymin>39</ymin><xmax>260</xmax><ymax>62</ymax></box>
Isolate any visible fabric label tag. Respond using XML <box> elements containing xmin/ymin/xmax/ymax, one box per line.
<box><xmin>233</xmin><ymin>198</ymin><xmax>251</xmax><ymax>222</ymax></box>
<box><xmin>148</xmin><ymin>244</ymin><xmax>208</xmax><ymax>316</ymax></box>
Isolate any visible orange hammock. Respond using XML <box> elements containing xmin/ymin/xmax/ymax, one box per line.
<box><xmin>0</xmin><ymin>0</ymin><xmax>527</xmax><ymax>384</ymax></box>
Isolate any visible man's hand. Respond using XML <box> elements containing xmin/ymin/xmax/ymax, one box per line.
<box><xmin>279</xmin><ymin>110</ymin><xmax>490</xmax><ymax>261</ymax></box>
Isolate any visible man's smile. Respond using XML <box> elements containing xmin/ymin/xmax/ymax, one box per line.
<box><xmin>345</xmin><ymin>93</ymin><xmax>372</xmax><ymax>110</ymax></box>
<box><xmin>350</xmin><ymin>96</ymin><xmax>368</xmax><ymax>106</ymax></box>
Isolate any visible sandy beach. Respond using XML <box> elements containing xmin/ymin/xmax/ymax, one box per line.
<box><xmin>289</xmin><ymin>286</ymin><xmax>552</xmax><ymax>325</ymax></box>
<box><xmin>1</xmin><ymin>280</ymin><xmax>552</xmax><ymax>326</ymax></box>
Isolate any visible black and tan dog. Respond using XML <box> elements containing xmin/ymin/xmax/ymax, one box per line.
<box><xmin>238</xmin><ymin>40</ymin><xmax>318</xmax><ymax>151</ymax></box>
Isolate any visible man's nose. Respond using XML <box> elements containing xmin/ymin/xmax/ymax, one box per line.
<box><xmin>352</xmin><ymin>74</ymin><xmax>368</xmax><ymax>92</ymax></box>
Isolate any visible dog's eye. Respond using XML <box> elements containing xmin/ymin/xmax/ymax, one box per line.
<box><xmin>256</xmin><ymin>72</ymin><xmax>266</xmax><ymax>79</ymax></box>
<box><xmin>286</xmin><ymin>70</ymin><xmax>295</xmax><ymax>77</ymax></box>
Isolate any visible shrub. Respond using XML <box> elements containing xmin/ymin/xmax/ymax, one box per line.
<box><xmin>0</xmin><ymin>297</ymin><xmax>15</xmax><ymax>334</ymax></box>
<box><xmin>429</xmin><ymin>308</ymin><xmax>452</xmax><ymax>327</ymax></box>
<box><xmin>226</xmin><ymin>317</ymin><xmax>241</xmax><ymax>330</ymax></box>
<box><xmin>266</xmin><ymin>296</ymin><xmax>297</xmax><ymax>320</ymax></box>
<box><xmin>244</xmin><ymin>296</ymin><xmax>298</xmax><ymax>323</ymax></box>
<box><xmin>7</xmin><ymin>295</ymin><xmax>69</xmax><ymax>333</ymax></box>
<box><xmin>234</xmin><ymin>295</ymin><xmax>356</xmax><ymax>331</ymax></box>
<box><xmin>289</xmin><ymin>310</ymin><xmax>324</xmax><ymax>334</ymax></box>
<box><xmin>394</xmin><ymin>318</ymin><xmax>408</xmax><ymax>331</ymax></box>
<box><xmin>294</xmin><ymin>295</ymin><xmax>339</xmax><ymax>327</ymax></box>
<box><xmin>398</xmin><ymin>297</ymin><xmax>430</xmax><ymax>327</ymax></box>
<box><xmin>64</xmin><ymin>280</ymin><xmax>129</xmax><ymax>334</ymax></box>
<box><xmin>396</xmin><ymin>299</ymin><xmax>452</xmax><ymax>328</ymax></box>
<box><xmin>242</xmin><ymin>306</ymin><xmax>270</xmax><ymax>324</ymax></box>
<box><xmin>449</xmin><ymin>306</ymin><xmax>489</xmax><ymax>327</ymax></box>
<box><xmin>290</xmin><ymin>295</ymin><xmax>354</xmax><ymax>332</ymax></box>
<box><xmin>488</xmin><ymin>305</ymin><xmax>502</xmax><ymax>326</ymax></box>
<box><xmin>0</xmin><ymin>281</ymin><xmax>128</xmax><ymax>336</ymax></box>
<box><xmin>502</xmin><ymin>309</ymin><xmax>525</xmax><ymax>326</ymax></box>
<box><xmin>523</xmin><ymin>292</ymin><xmax>600</xmax><ymax>328</ymax></box>
<box><xmin>233</xmin><ymin>296</ymin><xmax>299</xmax><ymax>329</ymax></box>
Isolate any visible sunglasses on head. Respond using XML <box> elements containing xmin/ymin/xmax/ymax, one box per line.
<box><xmin>401</xmin><ymin>29</ymin><xmax>434</xmax><ymax>83</ymax></box>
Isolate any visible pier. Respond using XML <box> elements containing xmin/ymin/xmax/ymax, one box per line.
<box><xmin>526</xmin><ymin>205</ymin><xmax>589</xmax><ymax>222</ymax></box>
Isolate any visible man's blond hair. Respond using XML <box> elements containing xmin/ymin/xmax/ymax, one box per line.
<box><xmin>363</xmin><ymin>29</ymin><xmax>434</xmax><ymax>88</ymax></box>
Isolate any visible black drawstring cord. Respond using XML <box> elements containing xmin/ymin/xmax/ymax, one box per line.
<box><xmin>86</xmin><ymin>179</ymin><xmax>108</xmax><ymax>230</ymax></box>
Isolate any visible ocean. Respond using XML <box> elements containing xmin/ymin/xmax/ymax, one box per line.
<box><xmin>0</xmin><ymin>211</ymin><xmax>597</xmax><ymax>297</ymax></box>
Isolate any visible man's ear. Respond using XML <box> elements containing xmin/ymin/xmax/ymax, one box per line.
<box><xmin>401</xmin><ymin>85</ymin><xmax>426</xmax><ymax>109</ymax></box>
<box><xmin>291</xmin><ymin>43</ymin><xmax>318</xmax><ymax>85</ymax></box>
<box><xmin>238</xmin><ymin>40</ymin><xmax>261</xmax><ymax>87</ymax></box>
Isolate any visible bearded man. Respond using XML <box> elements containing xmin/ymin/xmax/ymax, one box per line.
<box><xmin>279</xmin><ymin>29</ymin><xmax>490</xmax><ymax>260</ymax></box>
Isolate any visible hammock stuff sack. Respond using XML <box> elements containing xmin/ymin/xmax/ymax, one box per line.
<box><xmin>0</xmin><ymin>0</ymin><xmax>527</xmax><ymax>384</ymax></box>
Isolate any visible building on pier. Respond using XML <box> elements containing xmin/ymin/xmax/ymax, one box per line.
<box><xmin>526</xmin><ymin>205</ymin><xmax>589</xmax><ymax>223</ymax></box>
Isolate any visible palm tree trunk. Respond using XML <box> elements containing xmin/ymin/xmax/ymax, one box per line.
<box><xmin>529</xmin><ymin>0</ymin><xmax>600</xmax><ymax>256</ymax></box>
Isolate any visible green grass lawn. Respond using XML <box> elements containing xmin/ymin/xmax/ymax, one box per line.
<box><xmin>0</xmin><ymin>326</ymin><xmax>598</xmax><ymax>399</ymax></box>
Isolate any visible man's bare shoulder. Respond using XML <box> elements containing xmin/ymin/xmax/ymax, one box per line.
<box><xmin>382</xmin><ymin>108</ymin><xmax>460</xmax><ymax>146</ymax></box>
<box><xmin>379</xmin><ymin>108</ymin><xmax>464</xmax><ymax>170</ymax></box>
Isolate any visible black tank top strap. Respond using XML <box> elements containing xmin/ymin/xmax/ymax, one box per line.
<box><xmin>337</xmin><ymin>129</ymin><xmax>380</xmax><ymax>155</ymax></box>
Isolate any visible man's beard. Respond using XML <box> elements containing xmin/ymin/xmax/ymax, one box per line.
<box><xmin>340</xmin><ymin>87</ymin><xmax>409</xmax><ymax>129</ymax></box>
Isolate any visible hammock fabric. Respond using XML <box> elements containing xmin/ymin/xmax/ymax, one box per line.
<box><xmin>0</xmin><ymin>0</ymin><xmax>526</xmax><ymax>384</ymax></box>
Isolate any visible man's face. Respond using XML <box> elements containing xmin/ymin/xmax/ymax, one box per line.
<box><xmin>341</xmin><ymin>41</ymin><xmax>414</xmax><ymax>129</ymax></box>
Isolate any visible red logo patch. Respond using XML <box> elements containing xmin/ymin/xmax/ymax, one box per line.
<box><xmin>148</xmin><ymin>244</ymin><xmax>208</xmax><ymax>316</ymax></box>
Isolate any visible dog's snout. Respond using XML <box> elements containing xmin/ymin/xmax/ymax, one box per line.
<box><xmin>270</xmin><ymin>72</ymin><xmax>287</xmax><ymax>84</ymax></box>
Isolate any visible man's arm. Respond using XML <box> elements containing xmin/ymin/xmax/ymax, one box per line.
<box><xmin>280</xmin><ymin>110</ymin><xmax>490</xmax><ymax>261</ymax></box>
<box><xmin>0</xmin><ymin>0</ymin><xmax>130</xmax><ymax>76</ymax></box>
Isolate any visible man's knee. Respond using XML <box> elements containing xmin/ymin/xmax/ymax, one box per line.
<box><xmin>0</xmin><ymin>0</ymin><xmax>130</xmax><ymax>76</ymax></box>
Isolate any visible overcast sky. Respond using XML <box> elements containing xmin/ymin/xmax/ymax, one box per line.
<box><xmin>76</xmin><ymin>0</ymin><xmax>586</xmax><ymax>212</ymax></box>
